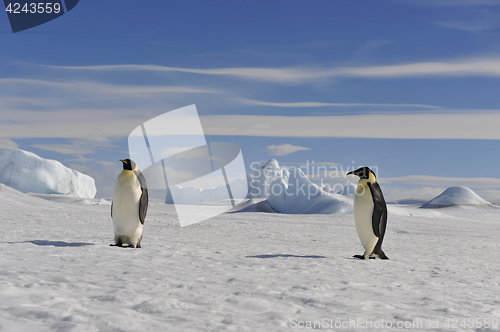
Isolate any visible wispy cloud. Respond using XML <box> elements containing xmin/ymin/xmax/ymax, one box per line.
<box><xmin>201</xmin><ymin>112</ymin><xmax>500</xmax><ymax>139</ymax></box>
<box><xmin>0</xmin><ymin>78</ymin><xmax>220</xmax><ymax>97</ymax></box>
<box><xmin>267</xmin><ymin>144</ymin><xmax>311</xmax><ymax>156</ymax></box>
<box><xmin>41</xmin><ymin>58</ymin><xmax>500</xmax><ymax>83</ymax></box>
<box><xmin>380</xmin><ymin>175</ymin><xmax>500</xmax><ymax>189</ymax></box>
<box><xmin>97</xmin><ymin>160</ymin><xmax>116</xmax><ymax>167</ymax></box>
<box><xmin>0</xmin><ymin>138</ymin><xmax>19</xmax><ymax>149</ymax></box>
<box><xmin>434</xmin><ymin>20</ymin><xmax>497</xmax><ymax>32</ymax></box>
<box><xmin>31</xmin><ymin>139</ymin><xmax>117</xmax><ymax>155</ymax></box>
<box><xmin>239</xmin><ymin>98</ymin><xmax>442</xmax><ymax>109</ymax></box>
<box><xmin>404</xmin><ymin>0</ymin><xmax>500</xmax><ymax>7</ymax></box>
<box><xmin>433</xmin><ymin>9</ymin><xmax>500</xmax><ymax>32</ymax></box>
<box><xmin>32</xmin><ymin>143</ymin><xmax>96</xmax><ymax>155</ymax></box>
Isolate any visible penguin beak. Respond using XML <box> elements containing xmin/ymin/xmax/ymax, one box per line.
<box><xmin>120</xmin><ymin>159</ymin><xmax>127</xmax><ymax>164</ymax></box>
<box><xmin>347</xmin><ymin>171</ymin><xmax>356</xmax><ymax>176</ymax></box>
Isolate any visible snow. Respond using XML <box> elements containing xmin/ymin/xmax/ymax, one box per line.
<box><xmin>421</xmin><ymin>186</ymin><xmax>495</xmax><ymax>208</ymax></box>
<box><xmin>0</xmin><ymin>148</ymin><xmax>96</xmax><ymax>198</ymax></box>
<box><xmin>1</xmin><ymin>187</ymin><xmax>500</xmax><ymax>331</ymax></box>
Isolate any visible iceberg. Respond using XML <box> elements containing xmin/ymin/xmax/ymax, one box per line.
<box><xmin>248</xmin><ymin>159</ymin><xmax>290</xmax><ymax>199</ymax></box>
<box><xmin>266</xmin><ymin>165</ymin><xmax>353</xmax><ymax>214</ymax></box>
<box><xmin>0</xmin><ymin>148</ymin><xmax>96</xmax><ymax>198</ymax></box>
<box><xmin>421</xmin><ymin>186</ymin><xmax>494</xmax><ymax>208</ymax></box>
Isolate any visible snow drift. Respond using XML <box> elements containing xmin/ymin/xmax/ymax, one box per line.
<box><xmin>0</xmin><ymin>148</ymin><xmax>96</xmax><ymax>198</ymax></box>
<box><xmin>421</xmin><ymin>186</ymin><xmax>494</xmax><ymax>208</ymax></box>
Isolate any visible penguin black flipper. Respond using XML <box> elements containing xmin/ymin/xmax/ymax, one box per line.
<box><xmin>110</xmin><ymin>202</ymin><xmax>113</xmax><ymax>218</ymax></box>
<box><xmin>134</xmin><ymin>170</ymin><xmax>148</xmax><ymax>225</ymax></box>
<box><xmin>367</xmin><ymin>182</ymin><xmax>387</xmax><ymax>239</ymax></box>
<box><xmin>367</xmin><ymin>182</ymin><xmax>389</xmax><ymax>259</ymax></box>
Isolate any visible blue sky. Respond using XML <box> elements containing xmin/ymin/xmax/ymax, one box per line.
<box><xmin>1</xmin><ymin>0</ymin><xmax>500</xmax><ymax>201</ymax></box>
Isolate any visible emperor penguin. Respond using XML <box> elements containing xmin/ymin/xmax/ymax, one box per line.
<box><xmin>111</xmin><ymin>159</ymin><xmax>148</xmax><ymax>248</ymax></box>
<box><xmin>346</xmin><ymin>167</ymin><xmax>388</xmax><ymax>260</ymax></box>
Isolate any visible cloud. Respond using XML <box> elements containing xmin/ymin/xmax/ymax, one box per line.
<box><xmin>42</xmin><ymin>58</ymin><xmax>500</xmax><ymax>83</ymax></box>
<box><xmin>43</xmin><ymin>64</ymin><xmax>323</xmax><ymax>84</ymax></box>
<box><xmin>32</xmin><ymin>144</ymin><xmax>96</xmax><ymax>155</ymax></box>
<box><xmin>65</xmin><ymin>155</ymin><xmax>91</xmax><ymax>163</ymax></box>
<box><xmin>31</xmin><ymin>139</ymin><xmax>117</xmax><ymax>155</ymax></box>
<box><xmin>404</xmin><ymin>0</ymin><xmax>500</xmax><ymax>7</ymax></box>
<box><xmin>434</xmin><ymin>20</ymin><xmax>497</xmax><ymax>32</ymax></box>
<box><xmin>0</xmin><ymin>138</ymin><xmax>19</xmax><ymax>149</ymax></box>
<box><xmin>267</xmin><ymin>144</ymin><xmax>311</xmax><ymax>156</ymax></box>
<box><xmin>0</xmin><ymin>76</ymin><xmax>224</xmax><ymax>141</ymax></box>
<box><xmin>334</xmin><ymin>59</ymin><xmax>500</xmax><ymax>78</ymax></box>
<box><xmin>379</xmin><ymin>175</ymin><xmax>500</xmax><ymax>189</ymax></box>
<box><xmin>97</xmin><ymin>160</ymin><xmax>116</xmax><ymax>167</ymax></box>
<box><xmin>4</xmin><ymin>60</ymin><xmax>500</xmax><ymax>142</ymax></box>
<box><xmin>0</xmin><ymin>78</ymin><xmax>220</xmax><ymax>98</ymax></box>
<box><xmin>239</xmin><ymin>98</ymin><xmax>442</xmax><ymax>109</ymax></box>
<box><xmin>201</xmin><ymin>111</ymin><xmax>500</xmax><ymax>139</ymax></box>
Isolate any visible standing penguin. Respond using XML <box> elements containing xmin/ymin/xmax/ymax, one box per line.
<box><xmin>111</xmin><ymin>159</ymin><xmax>148</xmax><ymax>248</ymax></box>
<box><xmin>346</xmin><ymin>167</ymin><xmax>388</xmax><ymax>260</ymax></box>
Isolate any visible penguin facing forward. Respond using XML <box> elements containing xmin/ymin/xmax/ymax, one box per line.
<box><xmin>346</xmin><ymin>167</ymin><xmax>388</xmax><ymax>260</ymax></box>
<box><xmin>111</xmin><ymin>159</ymin><xmax>148</xmax><ymax>248</ymax></box>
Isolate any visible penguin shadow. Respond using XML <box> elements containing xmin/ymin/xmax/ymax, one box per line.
<box><xmin>8</xmin><ymin>240</ymin><xmax>94</xmax><ymax>247</ymax></box>
<box><xmin>246</xmin><ymin>254</ymin><xmax>326</xmax><ymax>259</ymax></box>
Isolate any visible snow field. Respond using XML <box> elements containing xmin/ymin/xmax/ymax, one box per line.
<box><xmin>1</xmin><ymin>189</ymin><xmax>500</xmax><ymax>331</ymax></box>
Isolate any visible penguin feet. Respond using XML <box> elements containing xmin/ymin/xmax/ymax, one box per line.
<box><xmin>353</xmin><ymin>254</ymin><xmax>389</xmax><ymax>260</ymax></box>
<box><xmin>379</xmin><ymin>253</ymin><xmax>389</xmax><ymax>260</ymax></box>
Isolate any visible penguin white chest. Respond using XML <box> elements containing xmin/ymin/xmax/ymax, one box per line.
<box><xmin>353</xmin><ymin>183</ymin><xmax>378</xmax><ymax>252</ymax></box>
<box><xmin>112</xmin><ymin>171</ymin><xmax>143</xmax><ymax>240</ymax></box>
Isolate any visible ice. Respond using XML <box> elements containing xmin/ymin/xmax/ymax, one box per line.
<box><xmin>0</xmin><ymin>148</ymin><xmax>96</xmax><ymax>198</ymax></box>
<box><xmin>248</xmin><ymin>159</ymin><xmax>290</xmax><ymax>198</ymax></box>
<box><xmin>266</xmin><ymin>167</ymin><xmax>354</xmax><ymax>214</ymax></box>
<box><xmin>1</xmin><ymin>185</ymin><xmax>500</xmax><ymax>331</ymax></box>
<box><xmin>421</xmin><ymin>186</ymin><xmax>495</xmax><ymax>208</ymax></box>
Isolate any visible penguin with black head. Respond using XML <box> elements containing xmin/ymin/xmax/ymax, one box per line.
<box><xmin>111</xmin><ymin>159</ymin><xmax>148</xmax><ymax>248</ymax></box>
<box><xmin>347</xmin><ymin>167</ymin><xmax>388</xmax><ymax>260</ymax></box>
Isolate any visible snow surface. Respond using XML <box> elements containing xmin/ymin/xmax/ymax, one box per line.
<box><xmin>0</xmin><ymin>148</ymin><xmax>96</xmax><ymax>198</ymax></box>
<box><xmin>421</xmin><ymin>186</ymin><xmax>494</xmax><ymax>208</ymax></box>
<box><xmin>1</xmin><ymin>186</ymin><xmax>500</xmax><ymax>331</ymax></box>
